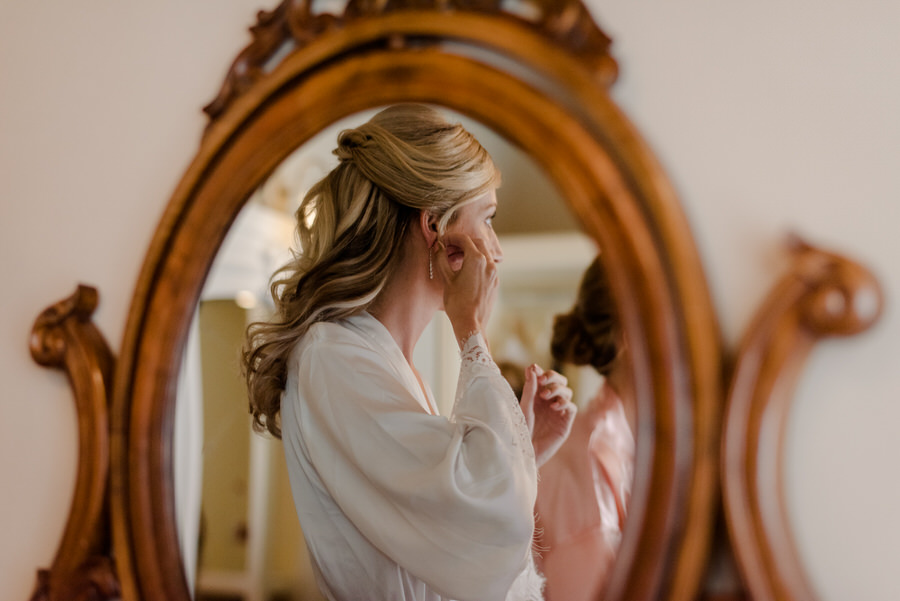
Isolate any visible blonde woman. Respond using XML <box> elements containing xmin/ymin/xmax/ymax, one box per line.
<box><xmin>243</xmin><ymin>105</ymin><xmax>576</xmax><ymax>601</ymax></box>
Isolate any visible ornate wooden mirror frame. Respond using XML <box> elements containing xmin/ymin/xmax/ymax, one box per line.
<box><xmin>28</xmin><ymin>1</ymin><xmax>883</xmax><ymax>601</ymax></box>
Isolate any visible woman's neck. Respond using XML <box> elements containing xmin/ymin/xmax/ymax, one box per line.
<box><xmin>368</xmin><ymin>261</ymin><xmax>440</xmax><ymax>361</ymax></box>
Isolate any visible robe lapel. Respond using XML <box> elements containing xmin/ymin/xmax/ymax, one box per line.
<box><xmin>344</xmin><ymin>312</ymin><xmax>438</xmax><ymax>415</ymax></box>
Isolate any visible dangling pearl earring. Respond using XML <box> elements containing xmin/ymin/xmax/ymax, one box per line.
<box><xmin>428</xmin><ymin>248</ymin><xmax>434</xmax><ymax>280</ymax></box>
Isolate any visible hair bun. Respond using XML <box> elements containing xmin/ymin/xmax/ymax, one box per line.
<box><xmin>550</xmin><ymin>312</ymin><xmax>593</xmax><ymax>366</ymax></box>
<box><xmin>335</xmin><ymin>128</ymin><xmax>372</xmax><ymax>162</ymax></box>
<box><xmin>550</xmin><ymin>305</ymin><xmax>620</xmax><ymax>373</ymax></box>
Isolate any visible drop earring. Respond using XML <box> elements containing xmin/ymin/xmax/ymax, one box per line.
<box><xmin>428</xmin><ymin>248</ymin><xmax>434</xmax><ymax>280</ymax></box>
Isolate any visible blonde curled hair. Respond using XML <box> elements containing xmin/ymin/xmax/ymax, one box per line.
<box><xmin>243</xmin><ymin>104</ymin><xmax>501</xmax><ymax>437</ymax></box>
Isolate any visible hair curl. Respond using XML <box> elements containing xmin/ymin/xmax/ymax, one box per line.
<box><xmin>243</xmin><ymin>104</ymin><xmax>501</xmax><ymax>437</ymax></box>
<box><xmin>550</xmin><ymin>256</ymin><xmax>621</xmax><ymax>376</ymax></box>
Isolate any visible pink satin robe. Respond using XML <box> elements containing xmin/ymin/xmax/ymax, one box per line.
<box><xmin>533</xmin><ymin>384</ymin><xmax>635</xmax><ymax>601</ymax></box>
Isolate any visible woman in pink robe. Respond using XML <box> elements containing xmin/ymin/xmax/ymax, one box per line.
<box><xmin>534</xmin><ymin>257</ymin><xmax>635</xmax><ymax>601</ymax></box>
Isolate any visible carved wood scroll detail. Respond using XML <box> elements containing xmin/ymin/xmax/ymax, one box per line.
<box><xmin>202</xmin><ymin>0</ymin><xmax>616</xmax><ymax>121</ymax></box>
<box><xmin>722</xmin><ymin>236</ymin><xmax>884</xmax><ymax>601</ymax></box>
<box><xmin>29</xmin><ymin>285</ymin><xmax>119</xmax><ymax>601</ymax></box>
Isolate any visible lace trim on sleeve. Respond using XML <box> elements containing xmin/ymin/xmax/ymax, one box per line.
<box><xmin>459</xmin><ymin>330</ymin><xmax>496</xmax><ymax>371</ymax></box>
<box><xmin>456</xmin><ymin>331</ymin><xmax>534</xmax><ymax>461</ymax></box>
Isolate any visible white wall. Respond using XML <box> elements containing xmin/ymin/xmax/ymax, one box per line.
<box><xmin>1</xmin><ymin>2</ymin><xmax>897</xmax><ymax>601</ymax></box>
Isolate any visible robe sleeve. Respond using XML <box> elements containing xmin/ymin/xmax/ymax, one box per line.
<box><xmin>289</xmin><ymin>328</ymin><xmax>538</xmax><ymax>601</ymax></box>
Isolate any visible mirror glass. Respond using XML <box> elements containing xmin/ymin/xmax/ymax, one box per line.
<box><xmin>172</xmin><ymin>107</ymin><xmax>635</xmax><ymax>601</ymax></box>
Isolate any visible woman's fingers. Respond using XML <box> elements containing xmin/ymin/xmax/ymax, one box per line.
<box><xmin>541</xmin><ymin>382</ymin><xmax>573</xmax><ymax>402</ymax></box>
<box><xmin>468</xmin><ymin>236</ymin><xmax>494</xmax><ymax>264</ymax></box>
<box><xmin>433</xmin><ymin>240</ymin><xmax>453</xmax><ymax>282</ymax></box>
<box><xmin>434</xmin><ymin>233</ymin><xmax>491</xmax><ymax>279</ymax></box>
<box><xmin>530</xmin><ymin>374</ymin><xmax>578</xmax><ymax>466</ymax></box>
<box><xmin>536</xmin><ymin>370</ymin><xmax>574</xmax><ymax>408</ymax></box>
<box><xmin>436</xmin><ymin>233</ymin><xmax>500</xmax><ymax>344</ymax></box>
<box><xmin>539</xmin><ymin>370</ymin><xmax>567</xmax><ymax>387</ymax></box>
<box><xmin>441</xmin><ymin>230</ymin><xmax>486</xmax><ymax>255</ymax></box>
<box><xmin>439</xmin><ymin>232</ymin><xmax>476</xmax><ymax>265</ymax></box>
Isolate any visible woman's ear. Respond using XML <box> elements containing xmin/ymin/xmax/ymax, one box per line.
<box><xmin>419</xmin><ymin>211</ymin><xmax>439</xmax><ymax>248</ymax></box>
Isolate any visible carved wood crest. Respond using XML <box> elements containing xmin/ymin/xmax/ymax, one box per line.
<box><xmin>203</xmin><ymin>0</ymin><xmax>616</xmax><ymax>121</ymax></box>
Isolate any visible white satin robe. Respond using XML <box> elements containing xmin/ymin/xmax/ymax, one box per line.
<box><xmin>281</xmin><ymin>312</ymin><xmax>543</xmax><ymax>601</ymax></box>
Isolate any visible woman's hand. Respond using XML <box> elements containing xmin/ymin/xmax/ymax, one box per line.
<box><xmin>520</xmin><ymin>364</ymin><xmax>577</xmax><ymax>467</ymax></box>
<box><xmin>433</xmin><ymin>232</ymin><xmax>499</xmax><ymax>347</ymax></box>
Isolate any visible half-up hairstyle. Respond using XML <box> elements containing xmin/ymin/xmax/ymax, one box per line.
<box><xmin>243</xmin><ymin>104</ymin><xmax>501</xmax><ymax>437</ymax></box>
<box><xmin>550</xmin><ymin>256</ymin><xmax>622</xmax><ymax>376</ymax></box>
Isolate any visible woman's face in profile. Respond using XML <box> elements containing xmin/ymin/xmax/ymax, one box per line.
<box><xmin>442</xmin><ymin>189</ymin><xmax>502</xmax><ymax>271</ymax></box>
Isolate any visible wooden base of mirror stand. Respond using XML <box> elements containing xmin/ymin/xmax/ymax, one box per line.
<box><xmin>28</xmin><ymin>284</ymin><xmax>119</xmax><ymax>601</ymax></box>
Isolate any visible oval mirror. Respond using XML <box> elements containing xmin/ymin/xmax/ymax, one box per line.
<box><xmin>109</xmin><ymin>2</ymin><xmax>721</xmax><ymax>600</ymax></box>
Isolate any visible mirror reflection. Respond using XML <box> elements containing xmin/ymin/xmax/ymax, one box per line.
<box><xmin>173</xmin><ymin>106</ymin><xmax>633</xmax><ymax>601</ymax></box>
<box><xmin>530</xmin><ymin>256</ymin><xmax>635</xmax><ymax>601</ymax></box>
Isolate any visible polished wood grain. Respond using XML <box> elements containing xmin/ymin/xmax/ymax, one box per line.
<box><xmin>722</xmin><ymin>235</ymin><xmax>884</xmax><ymax>601</ymax></box>
<box><xmin>28</xmin><ymin>285</ymin><xmax>119</xmax><ymax>601</ymax></box>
